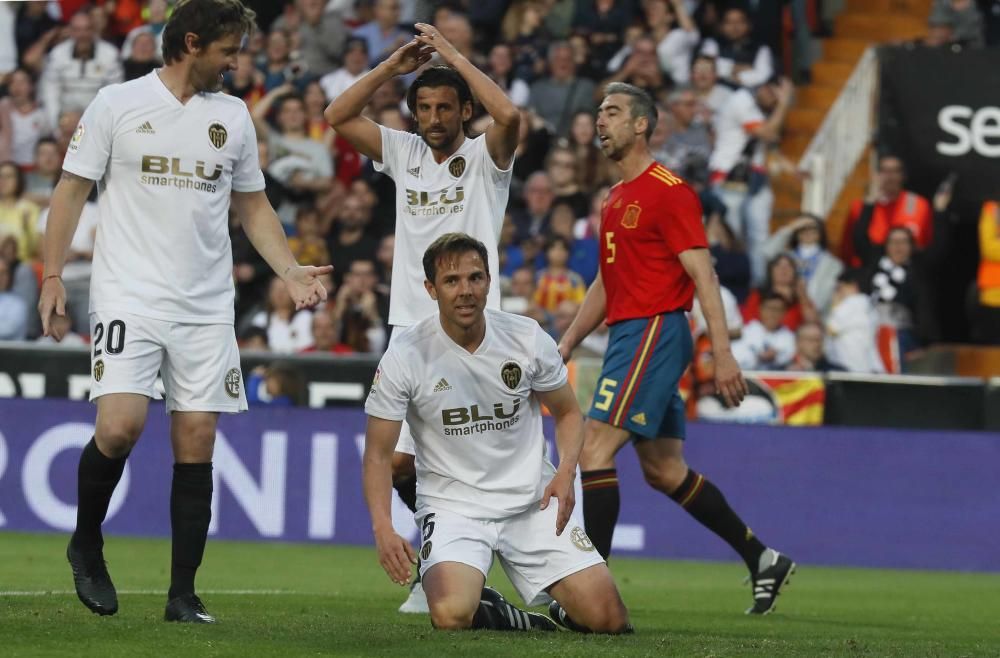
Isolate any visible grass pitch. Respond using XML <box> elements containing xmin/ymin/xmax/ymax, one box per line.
<box><xmin>1</xmin><ymin>532</ymin><xmax>999</xmax><ymax>657</ymax></box>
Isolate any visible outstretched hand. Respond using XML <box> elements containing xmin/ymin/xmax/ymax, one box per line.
<box><xmin>282</xmin><ymin>264</ymin><xmax>334</xmax><ymax>310</ymax></box>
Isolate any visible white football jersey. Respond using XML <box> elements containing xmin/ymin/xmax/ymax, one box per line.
<box><xmin>365</xmin><ymin>309</ymin><xmax>568</xmax><ymax>519</ymax></box>
<box><xmin>374</xmin><ymin>126</ymin><xmax>512</xmax><ymax>326</ymax></box>
<box><xmin>63</xmin><ymin>71</ymin><xmax>265</xmax><ymax>324</ymax></box>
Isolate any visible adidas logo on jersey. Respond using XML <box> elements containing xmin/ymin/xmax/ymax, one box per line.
<box><xmin>407</xmin><ymin>166</ymin><xmax>421</xmax><ymax>177</ymax></box>
<box><xmin>135</xmin><ymin>121</ymin><xmax>155</xmax><ymax>135</ymax></box>
<box><xmin>631</xmin><ymin>412</ymin><xmax>647</xmax><ymax>426</ymax></box>
<box><xmin>433</xmin><ymin>378</ymin><xmax>452</xmax><ymax>393</ymax></box>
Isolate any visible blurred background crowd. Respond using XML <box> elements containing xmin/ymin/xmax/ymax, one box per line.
<box><xmin>1</xmin><ymin>0</ymin><xmax>998</xmax><ymax>398</ymax></box>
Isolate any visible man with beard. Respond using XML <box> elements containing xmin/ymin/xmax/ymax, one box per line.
<box><xmin>38</xmin><ymin>0</ymin><xmax>331</xmax><ymax>623</ymax></box>
<box><xmin>557</xmin><ymin>82</ymin><xmax>796</xmax><ymax>615</ymax></box>
<box><xmin>325</xmin><ymin>22</ymin><xmax>520</xmax><ymax>614</ymax></box>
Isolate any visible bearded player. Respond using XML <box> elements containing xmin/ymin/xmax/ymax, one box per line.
<box><xmin>557</xmin><ymin>83</ymin><xmax>796</xmax><ymax>615</ymax></box>
<box><xmin>325</xmin><ymin>22</ymin><xmax>519</xmax><ymax>612</ymax></box>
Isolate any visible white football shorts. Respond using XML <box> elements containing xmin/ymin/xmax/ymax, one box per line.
<box><xmin>415</xmin><ymin>503</ymin><xmax>605</xmax><ymax>607</ymax></box>
<box><xmin>88</xmin><ymin>311</ymin><xmax>248</xmax><ymax>413</ymax></box>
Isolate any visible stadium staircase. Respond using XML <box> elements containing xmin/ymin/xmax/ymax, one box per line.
<box><xmin>773</xmin><ymin>0</ymin><xmax>934</xmax><ymax>251</ymax></box>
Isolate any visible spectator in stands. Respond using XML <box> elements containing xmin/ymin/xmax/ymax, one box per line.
<box><xmin>600</xmin><ymin>35</ymin><xmax>667</xmax><ymax>100</ymax></box>
<box><xmin>661</xmin><ymin>86</ymin><xmax>712</xmax><ymax>179</ymax></box>
<box><xmin>288</xmin><ymin>206</ymin><xmax>330</xmax><ymax>268</ymax></box>
<box><xmin>353</xmin><ymin>0</ymin><xmax>410</xmax><ymax>67</ymax></box>
<box><xmin>0</xmin><ymin>161</ymin><xmax>40</xmax><ymax>263</ymax></box>
<box><xmin>224</xmin><ymin>51</ymin><xmax>265</xmax><ymax>108</ymax></box>
<box><xmin>698</xmin><ymin>6</ymin><xmax>774</xmax><ymax>88</ymax></box>
<box><xmin>247</xmin><ymin>362</ymin><xmax>306</xmax><ymax>406</ymax></box>
<box><xmin>529</xmin><ymin>41</ymin><xmax>596</xmax><ymax>136</ymax></box>
<box><xmin>486</xmin><ymin>43</ymin><xmax>531</xmax><ymax>108</ymax></box>
<box><xmin>501</xmin><ymin>0</ymin><xmax>551</xmax><ymax>83</ymax></box>
<box><xmin>302</xmin><ymin>309</ymin><xmax>354</xmax><ymax>354</ymax></box>
<box><xmin>122</xmin><ymin>30</ymin><xmax>160</xmax><ymax>81</ymax></box>
<box><xmin>732</xmin><ymin>292</ymin><xmax>796</xmax><ymax>370</ymax></box>
<box><xmin>841</xmin><ymin>154</ymin><xmax>933</xmax><ymax>268</ymax></box>
<box><xmin>239</xmin><ymin>326</ymin><xmax>269</xmax><ymax>351</ymax></box>
<box><xmin>0</xmin><ymin>230</ymin><xmax>35</xmax><ymax>331</ymax></box>
<box><xmin>331</xmin><ymin>259</ymin><xmax>388</xmax><ymax>353</ymax></box>
<box><xmin>930</xmin><ymin>0</ymin><xmax>985</xmax><ymax>47</ymax></box>
<box><xmin>785</xmin><ymin>322</ymin><xmax>841</xmax><ymax>372</ymax></box>
<box><xmin>645</xmin><ymin>0</ymin><xmax>699</xmax><ymax>86</ymax></box>
<box><xmin>512</xmin><ymin>171</ymin><xmax>554</xmax><ymax>242</ymax></box>
<box><xmin>504</xmin><ymin>263</ymin><xmax>552</xmax><ymax>329</ymax></box>
<box><xmin>252</xmin><ymin>276</ymin><xmax>315</xmax><ymax>354</ymax></box>
<box><xmin>272</xmin><ymin>0</ymin><xmax>348</xmax><ymax>77</ymax></box>
<box><xmin>511</xmin><ymin>106</ymin><xmax>552</xmax><ymax>192</ymax></box>
<box><xmin>534</xmin><ymin>235</ymin><xmax>587</xmax><ymax>312</ymax></box>
<box><xmin>690</xmin><ymin>54</ymin><xmax>732</xmax><ymax>124</ymax></box>
<box><xmin>825</xmin><ymin>270</ymin><xmax>885</xmax><ymax>373</ymax></box>
<box><xmin>572</xmin><ymin>0</ymin><xmax>634</xmax><ymax>65</ymax></box>
<box><xmin>922</xmin><ymin>12</ymin><xmax>960</xmax><ymax>47</ymax></box>
<box><xmin>546</xmin><ymin>145</ymin><xmax>590</xmax><ymax>218</ymax></box>
<box><xmin>39</xmin><ymin>11</ymin><xmax>122</xmax><ymax>128</ymax></box>
<box><xmin>24</xmin><ymin>138</ymin><xmax>61</xmax><ymax>207</ymax></box>
<box><xmin>567</xmin><ymin>109</ymin><xmax>617</xmax><ymax>190</ymax></box>
<box><xmin>691</xmin><ymin>283</ymin><xmax>744</xmax><ymax>340</ymax></box>
<box><xmin>743</xmin><ymin>253</ymin><xmax>818</xmax><ymax>331</ymax></box>
<box><xmin>709</xmin><ymin>77</ymin><xmax>793</xmax><ymax>285</ymax></box>
<box><xmin>319</xmin><ymin>37</ymin><xmax>371</xmax><ymax>103</ymax></box>
<box><xmin>120</xmin><ymin>0</ymin><xmax>169</xmax><ymax>61</ymax></box>
<box><xmin>375</xmin><ymin>233</ymin><xmax>394</xmax><ymax>295</ymax></box>
<box><xmin>973</xmin><ymin>199</ymin><xmax>1000</xmax><ymax>344</ymax></box>
<box><xmin>15</xmin><ymin>3</ymin><xmax>60</xmax><ymax>74</ymax></box>
<box><xmin>760</xmin><ymin>214</ymin><xmax>844</xmax><ymax>315</ymax></box>
<box><xmin>549</xmin><ymin>201</ymin><xmax>598</xmax><ymax>284</ymax></box>
<box><xmin>705</xmin><ymin>211</ymin><xmax>752</xmax><ymax>303</ymax></box>
<box><xmin>258</xmin><ymin>29</ymin><xmax>295</xmax><ymax>92</ymax></box>
<box><xmin>327</xmin><ymin>193</ymin><xmax>379</xmax><ymax>284</ymax></box>
<box><xmin>253</xmin><ymin>85</ymin><xmax>334</xmax><ymax>215</ymax></box>
<box><xmin>1</xmin><ymin>69</ymin><xmax>50</xmax><ymax>169</ymax></box>
<box><xmin>0</xmin><ymin>256</ymin><xmax>27</xmax><ymax>341</ymax></box>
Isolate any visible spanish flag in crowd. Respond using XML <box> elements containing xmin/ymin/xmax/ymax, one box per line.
<box><xmin>757</xmin><ymin>375</ymin><xmax>826</xmax><ymax>425</ymax></box>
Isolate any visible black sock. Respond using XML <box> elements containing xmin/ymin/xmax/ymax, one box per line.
<box><xmin>393</xmin><ymin>475</ymin><xmax>417</xmax><ymax>514</ymax></box>
<box><xmin>581</xmin><ymin>469</ymin><xmax>619</xmax><ymax>560</ymax></box>
<box><xmin>669</xmin><ymin>469</ymin><xmax>765</xmax><ymax>572</ymax></box>
<box><xmin>169</xmin><ymin>463</ymin><xmax>213</xmax><ymax>600</ymax></box>
<box><xmin>71</xmin><ymin>437</ymin><xmax>128</xmax><ymax>550</ymax></box>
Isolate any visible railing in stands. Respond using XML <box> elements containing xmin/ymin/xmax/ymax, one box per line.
<box><xmin>798</xmin><ymin>47</ymin><xmax>879</xmax><ymax>218</ymax></box>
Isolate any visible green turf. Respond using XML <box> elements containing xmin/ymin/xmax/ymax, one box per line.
<box><xmin>1</xmin><ymin>532</ymin><xmax>999</xmax><ymax>657</ymax></box>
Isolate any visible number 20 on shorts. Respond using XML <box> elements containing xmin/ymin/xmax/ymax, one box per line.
<box><xmin>594</xmin><ymin>378</ymin><xmax>619</xmax><ymax>411</ymax></box>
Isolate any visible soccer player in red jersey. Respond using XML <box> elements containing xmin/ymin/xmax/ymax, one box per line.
<box><xmin>557</xmin><ymin>83</ymin><xmax>795</xmax><ymax>615</ymax></box>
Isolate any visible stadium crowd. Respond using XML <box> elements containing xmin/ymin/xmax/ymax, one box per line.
<box><xmin>1</xmin><ymin>0</ymin><xmax>999</xmax><ymax>382</ymax></box>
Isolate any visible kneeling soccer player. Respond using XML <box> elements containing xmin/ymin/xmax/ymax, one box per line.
<box><xmin>362</xmin><ymin>233</ymin><xmax>632</xmax><ymax>633</ymax></box>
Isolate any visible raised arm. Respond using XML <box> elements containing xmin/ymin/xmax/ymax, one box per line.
<box><xmin>38</xmin><ymin>171</ymin><xmax>95</xmax><ymax>337</ymax></box>
<box><xmin>363</xmin><ymin>415</ymin><xmax>416</xmax><ymax>585</ymax></box>
<box><xmin>536</xmin><ymin>382</ymin><xmax>584</xmax><ymax>535</ymax></box>
<box><xmin>250</xmin><ymin>82</ymin><xmax>296</xmax><ymax>140</ymax></box>
<box><xmin>556</xmin><ymin>271</ymin><xmax>607</xmax><ymax>362</ymax></box>
<box><xmin>679</xmin><ymin>247</ymin><xmax>748</xmax><ymax>407</ymax></box>
<box><xmin>324</xmin><ymin>40</ymin><xmax>433</xmax><ymax>162</ymax></box>
<box><xmin>413</xmin><ymin>23</ymin><xmax>520</xmax><ymax>168</ymax></box>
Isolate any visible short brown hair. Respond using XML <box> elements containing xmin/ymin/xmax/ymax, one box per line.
<box><xmin>161</xmin><ymin>0</ymin><xmax>257</xmax><ymax>65</ymax></box>
<box><xmin>422</xmin><ymin>233</ymin><xmax>490</xmax><ymax>283</ymax></box>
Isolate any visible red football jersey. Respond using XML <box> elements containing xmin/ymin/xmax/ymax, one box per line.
<box><xmin>600</xmin><ymin>162</ymin><xmax>708</xmax><ymax>324</ymax></box>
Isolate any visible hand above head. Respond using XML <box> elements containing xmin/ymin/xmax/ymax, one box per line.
<box><xmin>384</xmin><ymin>39</ymin><xmax>435</xmax><ymax>76</ymax></box>
<box><xmin>413</xmin><ymin>23</ymin><xmax>461</xmax><ymax>65</ymax></box>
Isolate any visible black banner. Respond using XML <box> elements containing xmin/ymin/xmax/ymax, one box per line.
<box><xmin>879</xmin><ymin>46</ymin><xmax>1000</xmax><ymax>210</ymax></box>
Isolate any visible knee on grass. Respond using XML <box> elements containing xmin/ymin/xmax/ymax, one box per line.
<box><xmin>429</xmin><ymin>603</ymin><xmax>475</xmax><ymax>630</ymax></box>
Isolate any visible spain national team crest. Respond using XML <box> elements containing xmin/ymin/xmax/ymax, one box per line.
<box><xmin>93</xmin><ymin>359</ymin><xmax>104</xmax><ymax>382</ymax></box>
<box><xmin>224</xmin><ymin>368</ymin><xmax>241</xmax><ymax>398</ymax></box>
<box><xmin>420</xmin><ymin>541</ymin><xmax>433</xmax><ymax>560</ymax></box>
<box><xmin>448</xmin><ymin>155</ymin><xmax>466</xmax><ymax>178</ymax></box>
<box><xmin>208</xmin><ymin>122</ymin><xmax>228</xmax><ymax>151</ymax></box>
<box><xmin>570</xmin><ymin>527</ymin><xmax>595</xmax><ymax>552</ymax></box>
<box><xmin>621</xmin><ymin>203</ymin><xmax>641</xmax><ymax>229</ymax></box>
<box><xmin>500</xmin><ymin>361</ymin><xmax>522</xmax><ymax>390</ymax></box>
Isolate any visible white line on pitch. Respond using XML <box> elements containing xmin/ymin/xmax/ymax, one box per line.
<box><xmin>0</xmin><ymin>589</ymin><xmax>313</xmax><ymax>597</ymax></box>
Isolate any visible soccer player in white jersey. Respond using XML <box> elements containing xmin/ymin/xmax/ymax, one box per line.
<box><xmin>364</xmin><ymin>233</ymin><xmax>632</xmax><ymax>634</ymax></box>
<box><xmin>325</xmin><ymin>22</ymin><xmax>519</xmax><ymax>612</ymax></box>
<box><xmin>36</xmin><ymin>0</ymin><xmax>330</xmax><ymax>624</ymax></box>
